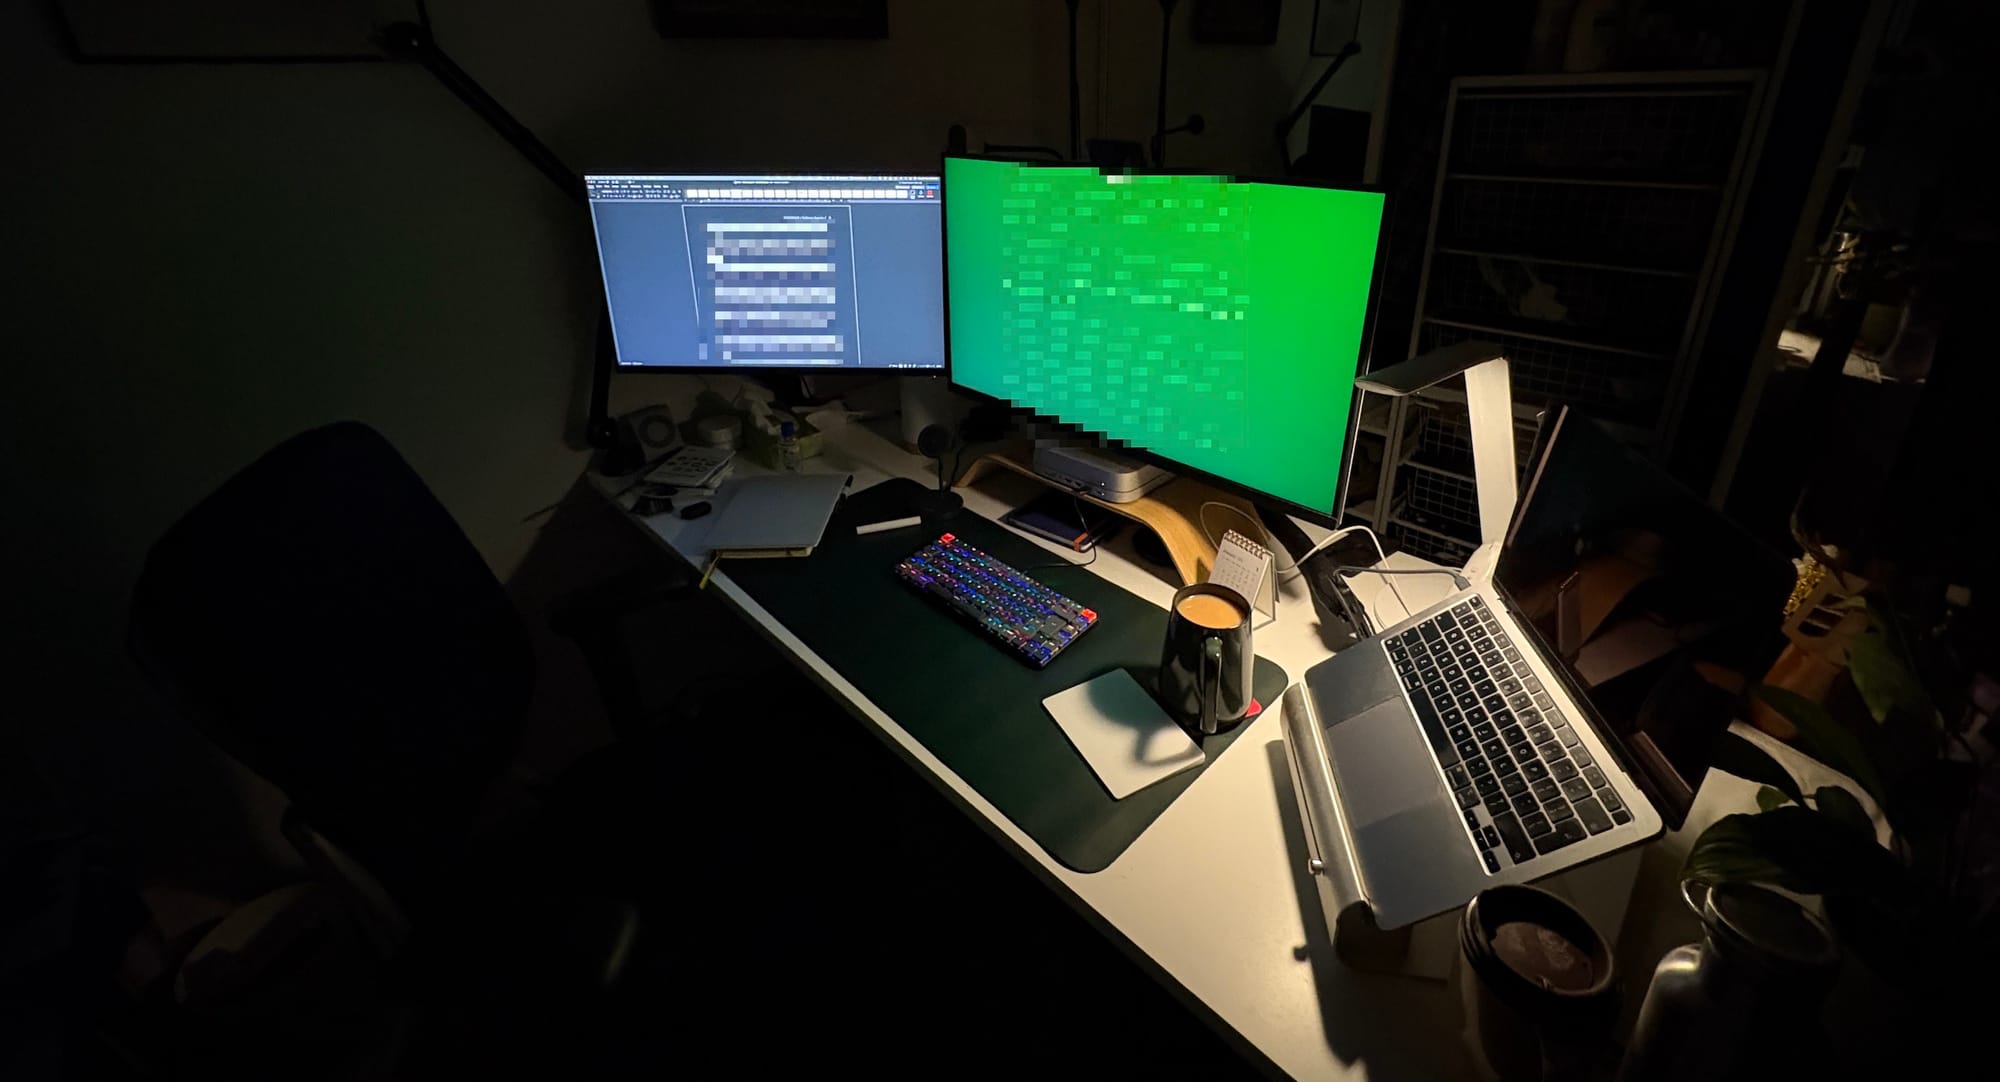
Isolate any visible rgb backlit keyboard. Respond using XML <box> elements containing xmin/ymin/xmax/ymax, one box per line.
<box><xmin>895</xmin><ymin>533</ymin><xmax>1098</xmax><ymax>667</ymax></box>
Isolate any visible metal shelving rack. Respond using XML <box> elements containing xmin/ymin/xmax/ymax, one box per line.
<box><xmin>1381</xmin><ymin>391</ymin><xmax>1545</xmax><ymax>566</ymax></box>
<box><xmin>1349</xmin><ymin>69</ymin><xmax>1765</xmax><ymax>562</ymax></box>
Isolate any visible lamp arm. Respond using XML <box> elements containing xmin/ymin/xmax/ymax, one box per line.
<box><xmin>377</xmin><ymin>21</ymin><xmax>582</xmax><ymax>205</ymax></box>
<box><xmin>1355</xmin><ymin>342</ymin><xmax>1518</xmax><ymax>575</ymax></box>
<box><xmin>376</xmin><ymin>20</ymin><xmax>618</xmax><ymax>449</ymax></box>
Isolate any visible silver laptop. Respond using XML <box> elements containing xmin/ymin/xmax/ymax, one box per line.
<box><xmin>1282</xmin><ymin>409</ymin><xmax>1689</xmax><ymax>931</ymax></box>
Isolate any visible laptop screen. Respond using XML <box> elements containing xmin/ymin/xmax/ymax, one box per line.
<box><xmin>1494</xmin><ymin>408</ymin><xmax>1792</xmax><ymax>826</ymax></box>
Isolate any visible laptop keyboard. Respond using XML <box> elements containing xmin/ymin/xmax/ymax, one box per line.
<box><xmin>1386</xmin><ymin>596</ymin><xmax>1634</xmax><ymax>874</ymax></box>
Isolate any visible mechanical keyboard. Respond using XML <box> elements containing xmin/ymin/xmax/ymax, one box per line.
<box><xmin>895</xmin><ymin>533</ymin><xmax>1098</xmax><ymax>667</ymax></box>
<box><xmin>1387</xmin><ymin>595</ymin><xmax>1632</xmax><ymax>874</ymax></box>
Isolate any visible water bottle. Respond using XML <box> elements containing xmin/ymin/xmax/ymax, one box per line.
<box><xmin>779</xmin><ymin>420</ymin><xmax>801</xmax><ymax>472</ymax></box>
<box><xmin>1617</xmin><ymin>880</ymin><xmax>1839</xmax><ymax>1082</ymax></box>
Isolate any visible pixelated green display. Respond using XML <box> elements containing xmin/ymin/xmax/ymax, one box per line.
<box><xmin>946</xmin><ymin>158</ymin><xmax>1383</xmax><ymax>513</ymax></box>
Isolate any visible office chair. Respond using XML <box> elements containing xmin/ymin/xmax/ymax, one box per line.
<box><xmin>128</xmin><ymin>422</ymin><xmax>644</xmax><ymax>1042</ymax></box>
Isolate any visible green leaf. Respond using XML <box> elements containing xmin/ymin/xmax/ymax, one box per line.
<box><xmin>1848</xmin><ymin>602</ymin><xmax>1932</xmax><ymax>725</ymax></box>
<box><xmin>1811</xmin><ymin>785</ymin><xmax>1874</xmax><ymax>840</ymax></box>
<box><xmin>1750</xmin><ymin>685</ymin><xmax>1888</xmax><ymax>802</ymax></box>
<box><xmin>1683</xmin><ymin>807</ymin><xmax>1901</xmax><ymax>896</ymax></box>
<box><xmin>1756</xmin><ymin>786</ymin><xmax>1790</xmax><ymax>811</ymax></box>
<box><xmin>1711</xmin><ymin>730</ymin><xmax>1806</xmax><ymax>806</ymax></box>
<box><xmin>1684</xmin><ymin>814</ymin><xmax>1811</xmax><ymax>891</ymax></box>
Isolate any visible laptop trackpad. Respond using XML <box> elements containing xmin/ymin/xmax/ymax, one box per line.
<box><xmin>1328</xmin><ymin>699</ymin><xmax>1445</xmax><ymax>825</ymax></box>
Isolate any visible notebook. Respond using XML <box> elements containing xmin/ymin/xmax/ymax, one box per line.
<box><xmin>702</xmin><ymin>474</ymin><xmax>851</xmax><ymax>558</ymax></box>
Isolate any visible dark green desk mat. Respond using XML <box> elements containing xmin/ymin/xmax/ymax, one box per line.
<box><xmin>721</xmin><ymin>477</ymin><xmax>1288</xmax><ymax>873</ymax></box>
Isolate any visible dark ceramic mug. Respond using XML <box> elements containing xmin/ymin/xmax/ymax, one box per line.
<box><xmin>1158</xmin><ymin>582</ymin><xmax>1253</xmax><ymax>736</ymax></box>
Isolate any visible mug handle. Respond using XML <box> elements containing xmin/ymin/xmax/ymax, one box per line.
<box><xmin>1199</xmin><ymin>635</ymin><xmax>1223</xmax><ymax>735</ymax></box>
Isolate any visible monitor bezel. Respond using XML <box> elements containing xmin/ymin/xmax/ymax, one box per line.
<box><xmin>585</xmin><ymin>171</ymin><xmax>948</xmax><ymax>375</ymax></box>
<box><xmin>938</xmin><ymin>153</ymin><xmax>1391</xmax><ymax>526</ymax></box>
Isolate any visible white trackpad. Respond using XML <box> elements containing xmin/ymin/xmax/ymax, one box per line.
<box><xmin>1044</xmin><ymin>670</ymin><xmax>1205</xmax><ymax>800</ymax></box>
<box><xmin>1327</xmin><ymin>699</ymin><xmax>1444</xmax><ymax>826</ymax></box>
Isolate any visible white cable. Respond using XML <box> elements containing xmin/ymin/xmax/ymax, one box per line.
<box><xmin>1202</xmin><ymin>508</ymin><xmax>1441</xmax><ymax>623</ymax></box>
<box><xmin>1340</xmin><ymin>564</ymin><xmax>1472</xmax><ymax>589</ymax></box>
<box><xmin>1334</xmin><ymin>565</ymin><xmax>1476</xmax><ymax>622</ymax></box>
<box><xmin>1197</xmin><ymin>500</ymin><xmax>1272</xmax><ymax>551</ymax></box>
<box><xmin>1338</xmin><ymin>524</ymin><xmax>1411</xmax><ymax>620</ymax></box>
<box><xmin>1279</xmin><ymin>522</ymin><xmax>1423</xmax><ymax>622</ymax></box>
<box><xmin>1348</xmin><ymin>524</ymin><xmax>1391</xmax><ymax>570</ymax></box>
<box><xmin>1279</xmin><ymin>524</ymin><xmax>1369</xmax><ymax>581</ymax></box>
<box><xmin>1196</xmin><ymin>500</ymin><xmax>1287</xmax><ymax>617</ymax></box>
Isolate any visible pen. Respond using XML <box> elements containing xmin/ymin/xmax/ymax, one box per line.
<box><xmin>856</xmin><ymin>515</ymin><xmax>923</xmax><ymax>536</ymax></box>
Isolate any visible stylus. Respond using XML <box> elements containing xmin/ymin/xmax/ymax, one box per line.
<box><xmin>857</xmin><ymin>516</ymin><xmax>924</xmax><ymax>536</ymax></box>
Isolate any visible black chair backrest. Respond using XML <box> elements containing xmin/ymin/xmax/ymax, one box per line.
<box><xmin>130</xmin><ymin>422</ymin><xmax>533</xmax><ymax>907</ymax></box>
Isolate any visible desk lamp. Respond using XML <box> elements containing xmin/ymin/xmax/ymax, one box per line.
<box><xmin>1353</xmin><ymin>341</ymin><xmax>1516</xmax><ymax>579</ymax></box>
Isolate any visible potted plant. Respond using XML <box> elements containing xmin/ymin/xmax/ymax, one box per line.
<box><xmin>1683</xmin><ymin>591</ymin><xmax>1995</xmax><ymax>1056</ymax></box>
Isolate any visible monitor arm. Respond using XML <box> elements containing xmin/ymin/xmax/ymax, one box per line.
<box><xmin>377</xmin><ymin>21</ymin><xmax>582</xmax><ymax>204</ymax></box>
<box><xmin>377</xmin><ymin>19</ymin><xmax>619</xmax><ymax>451</ymax></box>
<box><xmin>1354</xmin><ymin>342</ymin><xmax>1516</xmax><ymax>581</ymax></box>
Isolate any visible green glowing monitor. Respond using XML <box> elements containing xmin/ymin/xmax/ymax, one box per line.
<box><xmin>944</xmin><ymin>156</ymin><xmax>1386</xmax><ymax>517</ymax></box>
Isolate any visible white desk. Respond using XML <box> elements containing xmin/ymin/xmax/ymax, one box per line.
<box><xmin>598</xmin><ymin>396</ymin><xmax>1640</xmax><ymax>1079</ymax></box>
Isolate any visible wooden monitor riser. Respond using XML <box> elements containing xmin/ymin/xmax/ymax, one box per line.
<box><xmin>956</xmin><ymin>446</ymin><xmax>1263</xmax><ymax>587</ymax></box>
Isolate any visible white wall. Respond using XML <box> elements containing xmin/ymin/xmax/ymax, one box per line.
<box><xmin>0</xmin><ymin>0</ymin><xmax>1391</xmax><ymax>885</ymax></box>
<box><xmin>439</xmin><ymin>0</ymin><xmax>1069</xmax><ymax>173</ymax></box>
<box><xmin>2</xmin><ymin>0</ymin><xmax>601</xmax><ymax>885</ymax></box>
<box><xmin>440</xmin><ymin>0</ymin><xmax>1391</xmax><ymax>182</ymax></box>
<box><xmin>1089</xmin><ymin>0</ymin><xmax>1398</xmax><ymax>174</ymax></box>
<box><xmin>0</xmin><ymin>0</ymin><xmax>1073</xmax><ymax>887</ymax></box>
